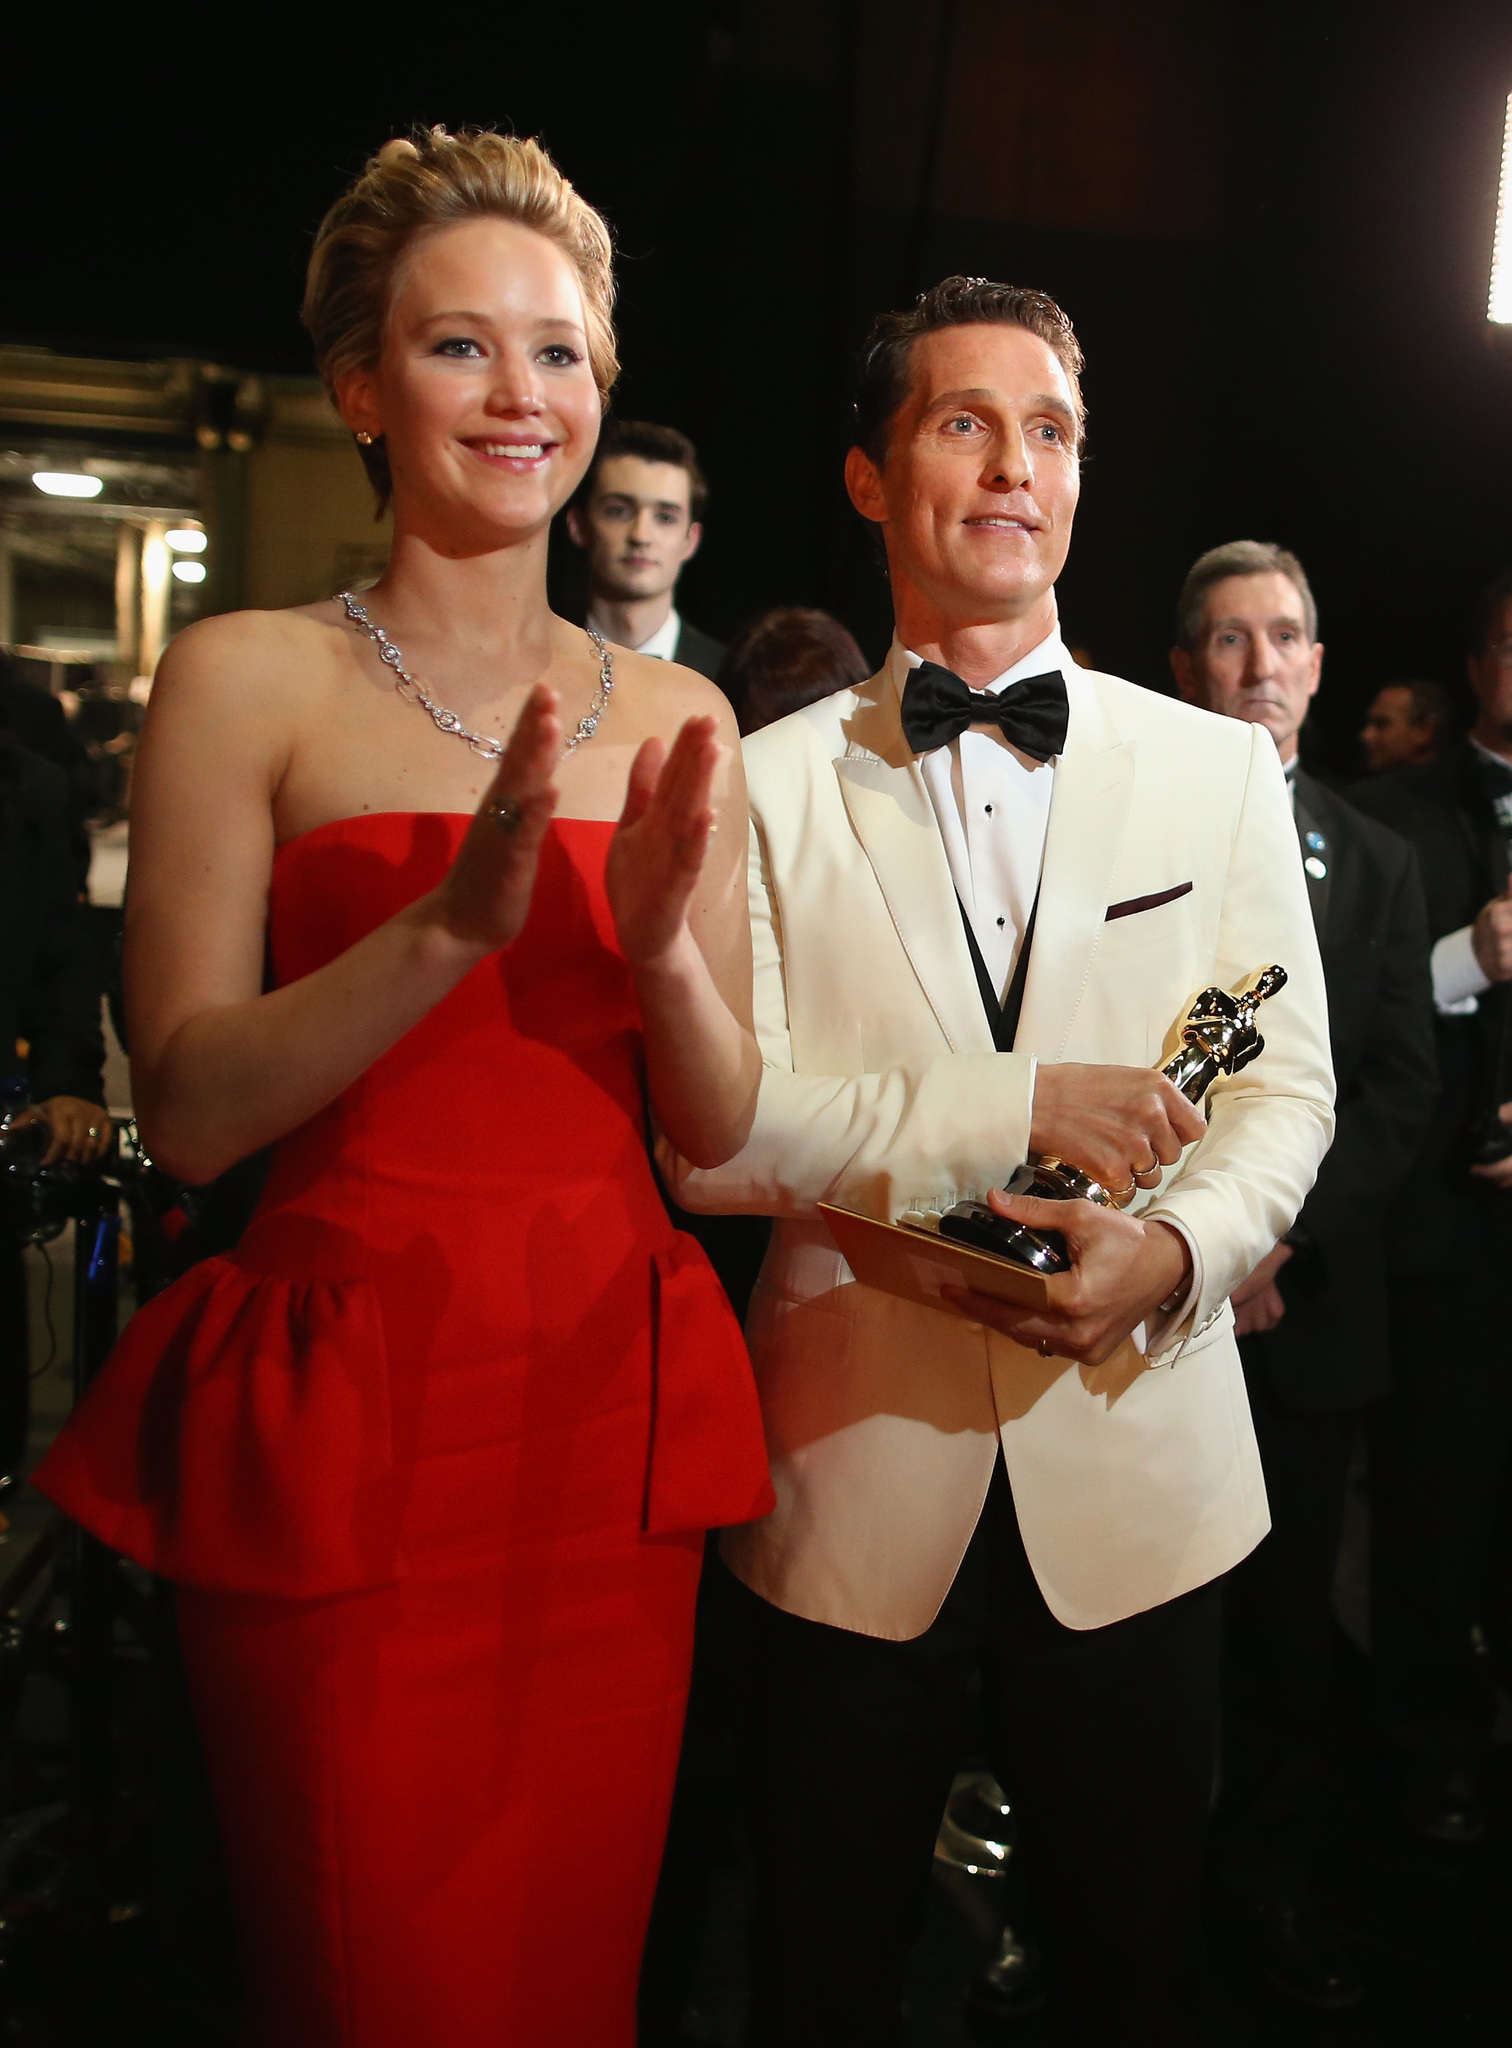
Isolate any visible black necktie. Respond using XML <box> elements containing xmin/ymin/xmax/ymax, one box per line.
<box><xmin>900</xmin><ymin>662</ymin><xmax>1068</xmax><ymax>760</ymax></box>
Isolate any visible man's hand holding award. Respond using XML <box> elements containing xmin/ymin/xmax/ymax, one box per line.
<box><xmin>940</xmin><ymin>966</ymin><xmax>1287</xmax><ymax>1363</ymax></box>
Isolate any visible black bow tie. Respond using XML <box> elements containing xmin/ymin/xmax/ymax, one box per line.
<box><xmin>900</xmin><ymin>662</ymin><xmax>1069</xmax><ymax>760</ymax></box>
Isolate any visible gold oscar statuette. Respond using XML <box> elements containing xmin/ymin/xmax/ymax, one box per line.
<box><xmin>938</xmin><ymin>965</ymin><xmax>1289</xmax><ymax>1275</ymax></box>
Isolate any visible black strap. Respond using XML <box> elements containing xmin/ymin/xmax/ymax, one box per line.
<box><xmin>957</xmin><ymin>893</ymin><xmax>1038</xmax><ymax>1053</ymax></box>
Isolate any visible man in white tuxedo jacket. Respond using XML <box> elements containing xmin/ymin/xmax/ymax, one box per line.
<box><xmin>668</xmin><ymin>278</ymin><xmax>1334</xmax><ymax>2047</ymax></box>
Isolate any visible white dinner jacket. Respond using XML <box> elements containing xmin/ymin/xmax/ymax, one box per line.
<box><xmin>667</xmin><ymin>649</ymin><xmax>1335</xmax><ymax>1636</ymax></box>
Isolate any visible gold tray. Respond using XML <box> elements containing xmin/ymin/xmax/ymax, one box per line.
<box><xmin>817</xmin><ymin>1202</ymin><xmax>1054</xmax><ymax>1314</ymax></box>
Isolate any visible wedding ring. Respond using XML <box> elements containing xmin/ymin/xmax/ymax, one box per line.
<box><xmin>487</xmin><ymin>799</ymin><xmax>523</xmax><ymax>834</ymax></box>
<box><xmin>87</xmin><ymin>1126</ymin><xmax>100</xmax><ymax>1139</ymax></box>
<box><xmin>1107</xmin><ymin>1179</ymin><xmax>1137</xmax><ymax>1201</ymax></box>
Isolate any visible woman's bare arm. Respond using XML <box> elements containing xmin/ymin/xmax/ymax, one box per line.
<box><xmin>127</xmin><ymin>614</ymin><xmax>562</xmax><ymax>1184</ymax></box>
<box><xmin>606</xmin><ymin>688</ymin><xmax>760</xmax><ymax>1170</ymax></box>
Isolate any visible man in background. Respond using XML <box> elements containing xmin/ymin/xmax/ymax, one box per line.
<box><xmin>566</xmin><ymin>419</ymin><xmax>725</xmax><ymax>678</ymax></box>
<box><xmin>1172</xmin><ymin>540</ymin><xmax>1435</xmax><ymax>2009</ymax></box>
<box><xmin>1349</xmin><ymin>567</ymin><xmax>1512</xmax><ymax>1846</ymax></box>
<box><xmin>1360</xmin><ymin>678</ymin><xmax>1453</xmax><ymax>774</ymax></box>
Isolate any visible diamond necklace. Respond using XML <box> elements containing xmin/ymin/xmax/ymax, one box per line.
<box><xmin>337</xmin><ymin>592</ymin><xmax>614</xmax><ymax>763</ymax></box>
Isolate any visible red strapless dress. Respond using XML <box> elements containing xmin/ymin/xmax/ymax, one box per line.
<box><xmin>35</xmin><ymin>813</ymin><xmax>772</xmax><ymax>2048</ymax></box>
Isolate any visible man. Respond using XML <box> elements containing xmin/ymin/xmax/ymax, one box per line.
<box><xmin>667</xmin><ymin>277</ymin><xmax>1333</xmax><ymax>2046</ymax></box>
<box><xmin>565</xmin><ymin>419</ymin><xmax>725</xmax><ymax>678</ymax></box>
<box><xmin>1361</xmin><ymin>677</ymin><xmax>1453</xmax><ymax>773</ymax></box>
<box><xmin>1348</xmin><ymin>566</ymin><xmax>1512</xmax><ymax>1843</ymax></box>
<box><xmin>1172</xmin><ymin>541</ymin><xmax>1435</xmax><ymax>2007</ymax></box>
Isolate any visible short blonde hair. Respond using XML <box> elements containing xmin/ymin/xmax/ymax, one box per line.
<box><xmin>303</xmin><ymin>127</ymin><xmax>618</xmax><ymax>510</ymax></box>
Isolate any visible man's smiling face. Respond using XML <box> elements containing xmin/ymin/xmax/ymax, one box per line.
<box><xmin>847</xmin><ymin>322</ymin><xmax>1082</xmax><ymax>625</ymax></box>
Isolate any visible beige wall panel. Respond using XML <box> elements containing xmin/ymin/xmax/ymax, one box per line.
<box><xmin>243</xmin><ymin>441</ymin><xmax>390</xmax><ymax>611</ymax></box>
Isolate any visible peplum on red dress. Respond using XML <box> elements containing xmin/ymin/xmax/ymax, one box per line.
<box><xmin>35</xmin><ymin>812</ymin><xmax>773</xmax><ymax>2048</ymax></box>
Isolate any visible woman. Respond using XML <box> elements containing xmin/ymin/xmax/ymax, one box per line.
<box><xmin>37</xmin><ymin>128</ymin><xmax>771</xmax><ymax>2047</ymax></box>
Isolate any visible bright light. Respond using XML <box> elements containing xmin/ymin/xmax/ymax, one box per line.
<box><xmin>33</xmin><ymin>471</ymin><xmax>103</xmax><ymax>498</ymax></box>
<box><xmin>172</xmin><ymin>560</ymin><xmax>207</xmax><ymax>585</ymax></box>
<box><xmin>1491</xmin><ymin>92</ymin><xmax>1512</xmax><ymax>325</ymax></box>
<box><xmin>166</xmin><ymin>528</ymin><xmax>207</xmax><ymax>553</ymax></box>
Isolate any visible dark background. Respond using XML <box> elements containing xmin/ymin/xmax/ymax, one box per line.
<box><xmin>8</xmin><ymin>0</ymin><xmax>1510</xmax><ymax>768</ymax></box>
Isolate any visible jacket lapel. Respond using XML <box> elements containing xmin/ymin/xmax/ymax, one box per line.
<box><xmin>1291</xmin><ymin>769</ymin><xmax>1332</xmax><ymax>940</ymax></box>
<box><xmin>1013</xmin><ymin>668</ymin><xmax>1136</xmax><ymax>1058</ymax></box>
<box><xmin>835</xmin><ymin>664</ymin><xmax>994</xmax><ymax>1055</ymax></box>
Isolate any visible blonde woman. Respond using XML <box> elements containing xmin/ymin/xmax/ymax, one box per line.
<box><xmin>39</xmin><ymin>130</ymin><xmax>770</xmax><ymax>2046</ymax></box>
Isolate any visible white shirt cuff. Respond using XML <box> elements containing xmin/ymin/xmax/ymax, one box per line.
<box><xmin>1135</xmin><ymin>1217</ymin><xmax>1203</xmax><ymax>1359</ymax></box>
<box><xmin>1432</xmin><ymin>925</ymin><xmax>1489</xmax><ymax>1014</ymax></box>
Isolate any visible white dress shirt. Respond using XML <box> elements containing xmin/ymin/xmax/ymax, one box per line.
<box><xmin>588</xmin><ymin>607</ymin><xmax>681</xmax><ymax>662</ymax></box>
<box><xmin>1428</xmin><ymin>739</ymin><xmax>1512</xmax><ymax>1015</ymax></box>
<box><xmin>896</xmin><ymin>629</ymin><xmax>1200</xmax><ymax>1336</ymax></box>
<box><xmin>900</xmin><ymin>631</ymin><xmax>1062</xmax><ymax>1000</ymax></box>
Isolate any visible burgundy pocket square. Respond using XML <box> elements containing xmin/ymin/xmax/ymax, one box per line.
<box><xmin>1105</xmin><ymin>881</ymin><xmax>1193</xmax><ymax>921</ymax></box>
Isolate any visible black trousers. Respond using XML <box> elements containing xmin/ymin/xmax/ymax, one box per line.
<box><xmin>1367</xmin><ymin>1278</ymin><xmax>1512</xmax><ymax>1768</ymax></box>
<box><xmin>729</xmin><ymin>1456</ymin><xmax>1222</xmax><ymax>2047</ymax></box>
<box><xmin>1213</xmin><ymin>1343</ymin><xmax>1358</xmax><ymax>1907</ymax></box>
<box><xmin>638</xmin><ymin>1535</ymin><xmax>741</xmax><ymax>2043</ymax></box>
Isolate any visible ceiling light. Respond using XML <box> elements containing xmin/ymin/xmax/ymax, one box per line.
<box><xmin>1491</xmin><ymin>92</ymin><xmax>1512</xmax><ymax>325</ymax></box>
<box><xmin>172</xmin><ymin>560</ymin><xmax>207</xmax><ymax>584</ymax></box>
<box><xmin>166</xmin><ymin>528</ymin><xmax>207</xmax><ymax>553</ymax></box>
<box><xmin>33</xmin><ymin>471</ymin><xmax>103</xmax><ymax>498</ymax></box>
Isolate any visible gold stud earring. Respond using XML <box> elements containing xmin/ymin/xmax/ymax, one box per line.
<box><xmin>356</xmin><ymin>430</ymin><xmax>375</xmax><ymax>447</ymax></box>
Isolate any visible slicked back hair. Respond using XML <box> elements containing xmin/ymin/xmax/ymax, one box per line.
<box><xmin>1175</xmin><ymin>540</ymin><xmax>1318</xmax><ymax>651</ymax></box>
<box><xmin>852</xmin><ymin>276</ymin><xmax>1085</xmax><ymax>466</ymax></box>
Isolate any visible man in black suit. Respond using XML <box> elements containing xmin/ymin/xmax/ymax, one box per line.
<box><xmin>565</xmin><ymin>419</ymin><xmax>726</xmax><ymax>678</ymax></box>
<box><xmin>1347</xmin><ymin>565</ymin><xmax>1512</xmax><ymax>1846</ymax></box>
<box><xmin>1173</xmin><ymin>540</ymin><xmax>1436</xmax><ymax>2007</ymax></box>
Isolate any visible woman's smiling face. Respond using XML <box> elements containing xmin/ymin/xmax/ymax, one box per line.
<box><xmin>338</xmin><ymin>214</ymin><xmax>603</xmax><ymax>548</ymax></box>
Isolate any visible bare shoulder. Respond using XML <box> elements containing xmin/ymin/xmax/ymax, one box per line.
<box><xmin>613</xmin><ymin>648</ymin><xmax>738</xmax><ymax>744</ymax></box>
<box><xmin>149</xmin><ymin>603</ymin><xmax>348</xmax><ymax>723</ymax></box>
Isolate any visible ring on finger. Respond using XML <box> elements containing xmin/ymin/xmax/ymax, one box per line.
<box><xmin>87</xmin><ymin>1126</ymin><xmax>100</xmax><ymax>1139</ymax></box>
<box><xmin>1037</xmin><ymin>1339</ymin><xmax>1055</xmax><ymax>1359</ymax></box>
<box><xmin>1107</xmin><ymin>1178</ymin><xmax>1136</xmax><ymax>1201</ymax></box>
<box><xmin>487</xmin><ymin>799</ymin><xmax>524</xmax><ymax>834</ymax></box>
